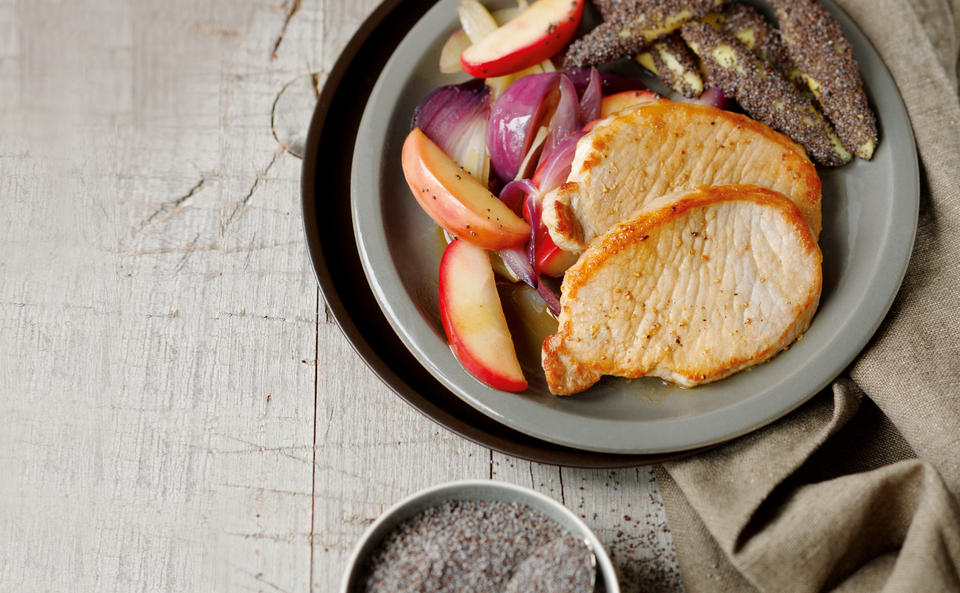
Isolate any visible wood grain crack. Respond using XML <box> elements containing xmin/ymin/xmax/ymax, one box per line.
<box><xmin>310</xmin><ymin>288</ymin><xmax>321</xmax><ymax>593</ymax></box>
<box><xmin>223</xmin><ymin>151</ymin><xmax>280</xmax><ymax>232</ymax></box>
<box><xmin>139</xmin><ymin>177</ymin><xmax>206</xmax><ymax>231</ymax></box>
<box><xmin>118</xmin><ymin>240</ymin><xmax>299</xmax><ymax>257</ymax></box>
<box><xmin>558</xmin><ymin>468</ymin><xmax>566</xmax><ymax>505</ymax></box>
<box><xmin>271</xmin><ymin>75</ymin><xmax>315</xmax><ymax>159</ymax></box>
<box><xmin>175</xmin><ymin>233</ymin><xmax>201</xmax><ymax>272</ymax></box>
<box><xmin>235</xmin><ymin>565</ymin><xmax>294</xmax><ymax>593</ymax></box>
<box><xmin>270</xmin><ymin>0</ymin><xmax>302</xmax><ymax>60</ymax></box>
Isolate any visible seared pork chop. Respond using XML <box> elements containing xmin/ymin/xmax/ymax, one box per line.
<box><xmin>542</xmin><ymin>185</ymin><xmax>822</xmax><ymax>395</ymax></box>
<box><xmin>541</xmin><ymin>102</ymin><xmax>822</xmax><ymax>252</ymax></box>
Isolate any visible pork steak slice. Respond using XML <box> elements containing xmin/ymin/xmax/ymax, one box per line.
<box><xmin>543</xmin><ymin>185</ymin><xmax>822</xmax><ymax>395</ymax></box>
<box><xmin>541</xmin><ymin>102</ymin><xmax>822</xmax><ymax>252</ymax></box>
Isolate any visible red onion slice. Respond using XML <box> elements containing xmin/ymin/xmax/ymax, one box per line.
<box><xmin>412</xmin><ymin>79</ymin><xmax>492</xmax><ymax>180</ymax></box>
<box><xmin>536</xmin><ymin>278</ymin><xmax>562</xmax><ymax>316</ymax></box>
<box><xmin>541</xmin><ymin>74</ymin><xmax>581</xmax><ymax>166</ymax></box>
<box><xmin>412</xmin><ymin>79</ymin><xmax>490</xmax><ymax>144</ymax></box>
<box><xmin>579</xmin><ymin>68</ymin><xmax>602</xmax><ymax>122</ymax></box>
<box><xmin>487</xmin><ymin>72</ymin><xmax>560</xmax><ymax>182</ymax></box>
<box><xmin>498</xmin><ymin>175</ymin><xmax>563</xmax><ymax>315</ymax></box>
<box><xmin>535</xmin><ymin>130</ymin><xmax>584</xmax><ymax>193</ymax></box>
<box><xmin>524</xmin><ymin>192</ymin><xmax>542</xmax><ymax>269</ymax></box>
<box><xmin>499</xmin><ymin>246</ymin><xmax>537</xmax><ymax>288</ymax></box>
<box><xmin>497</xmin><ymin>246</ymin><xmax>561</xmax><ymax>315</ymax></box>
<box><xmin>563</xmin><ymin>68</ymin><xmax>647</xmax><ymax>96</ymax></box>
<box><xmin>499</xmin><ymin>179</ymin><xmax>539</xmax><ymax>215</ymax></box>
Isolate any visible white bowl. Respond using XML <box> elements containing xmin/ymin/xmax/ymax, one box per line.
<box><xmin>339</xmin><ymin>479</ymin><xmax>620</xmax><ymax>593</ymax></box>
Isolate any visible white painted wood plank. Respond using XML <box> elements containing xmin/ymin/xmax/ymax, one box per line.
<box><xmin>492</xmin><ymin>454</ymin><xmax>565</xmax><ymax>502</ymax></box>
<box><xmin>311</xmin><ymin>320</ymin><xmax>492</xmax><ymax>592</ymax></box>
<box><xmin>0</xmin><ymin>0</ymin><xmax>322</xmax><ymax>591</ymax></box>
<box><xmin>307</xmin><ymin>6</ymin><xmax>492</xmax><ymax>591</ymax></box>
<box><xmin>562</xmin><ymin>467</ymin><xmax>684</xmax><ymax>593</ymax></box>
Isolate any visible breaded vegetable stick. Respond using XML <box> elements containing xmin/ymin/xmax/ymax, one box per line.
<box><xmin>681</xmin><ymin>21</ymin><xmax>851</xmax><ymax>167</ymax></box>
<box><xmin>702</xmin><ymin>3</ymin><xmax>792</xmax><ymax>75</ymax></box>
<box><xmin>591</xmin><ymin>0</ymin><xmax>625</xmax><ymax>20</ymax></box>
<box><xmin>768</xmin><ymin>0</ymin><xmax>878</xmax><ymax>159</ymax></box>
<box><xmin>564</xmin><ymin>20</ymin><xmax>643</xmax><ymax>67</ymax></box>
<box><xmin>636</xmin><ymin>33</ymin><xmax>704</xmax><ymax>97</ymax></box>
<box><xmin>564</xmin><ymin>0</ymin><xmax>723</xmax><ymax>68</ymax></box>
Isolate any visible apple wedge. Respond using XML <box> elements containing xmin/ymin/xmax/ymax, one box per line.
<box><xmin>439</xmin><ymin>239</ymin><xmax>528</xmax><ymax>392</ymax></box>
<box><xmin>534</xmin><ymin>228</ymin><xmax>579</xmax><ymax>276</ymax></box>
<box><xmin>522</xmin><ymin>195</ymin><xmax>579</xmax><ymax>277</ymax></box>
<box><xmin>402</xmin><ymin>128</ymin><xmax>529</xmax><ymax>250</ymax></box>
<box><xmin>460</xmin><ymin>0</ymin><xmax>585</xmax><ymax>79</ymax></box>
<box><xmin>439</xmin><ymin>29</ymin><xmax>471</xmax><ymax>74</ymax></box>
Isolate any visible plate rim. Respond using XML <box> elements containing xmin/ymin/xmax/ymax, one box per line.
<box><xmin>348</xmin><ymin>0</ymin><xmax>920</xmax><ymax>454</ymax></box>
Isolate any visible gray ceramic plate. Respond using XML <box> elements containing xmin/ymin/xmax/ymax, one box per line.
<box><xmin>351</xmin><ymin>0</ymin><xmax>918</xmax><ymax>454</ymax></box>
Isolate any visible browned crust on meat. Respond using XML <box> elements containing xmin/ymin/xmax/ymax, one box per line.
<box><xmin>549</xmin><ymin>196</ymin><xmax>586</xmax><ymax>247</ymax></box>
<box><xmin>680</xmin><ymin>21</ymin><xmax>851</xmax><ymax>167</ymax></box>
<box><xmin>768</xmin><ymin>0</ymin><xmax>878</xmax><ymax>159</ymax></box>
<box><xmin>562</xmin><ymin>185</ymin><xmax>819</xmax><ymax>297</ymax></box>
<box><xmin>542</xmin><ymin>333</ymin><xmax>604</xmax><ymax>395</ymax></box>
<box><xmin>549</xmin><ymin>101</ymin><xmax>822</xmax><ymax>241</ymax></box>
<box><xmin>543</xmin><ymin>185</ymin><xmax>822</xmax><ymax>395</ymax></box>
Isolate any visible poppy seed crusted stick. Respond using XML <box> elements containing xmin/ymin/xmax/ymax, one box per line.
<box><xmin>702</xmin><ymin>3</ymin><xmax>793</xmax><ymax>76</ymax></box>
<box><xmin>681</xmin><ymin>21</ymin><xmax>852</xmax><ymax>167</ymax></box>
<box><xmin>636</xmin><ymin>33</ymin><xmax>704</xmax><ymax>97</ymax></box>
<box><xmin>564</xmin><ymin>0</ymin><xmax>723</xmax><ymax>68</ymax></box>
<box><xmin>768</xmin><ymin>0</ymin><xmax>878</xmax><ymax>159</ymax></box>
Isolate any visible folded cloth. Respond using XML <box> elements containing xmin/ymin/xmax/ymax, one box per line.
<box><xmin>656</xmin><ymin>0</ymin><xmax>960</xmax><ymax>590</ymax></box>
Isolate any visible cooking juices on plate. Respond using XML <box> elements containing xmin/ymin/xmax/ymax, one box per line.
<box><xmin>399</xmin><ymin>0</ymin><xmax>877</xmax><ymax>395</ymax></box>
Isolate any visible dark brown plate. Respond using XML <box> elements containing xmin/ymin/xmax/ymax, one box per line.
<box><xmin>300</xmin><ymin>0</ymin><xmax>707</xmax><ymax>467</ymax></box>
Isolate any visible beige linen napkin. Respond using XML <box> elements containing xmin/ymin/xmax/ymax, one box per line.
<box><xmin>655</xmin><ymin>0</ymin><xmax>960</xmax><ymax>590</ymax></box>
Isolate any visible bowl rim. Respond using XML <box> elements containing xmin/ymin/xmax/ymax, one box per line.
<box><xmin>338</xmin><ymin>479</ymin><xmax>621</xmax><ymax>593</ymax></box>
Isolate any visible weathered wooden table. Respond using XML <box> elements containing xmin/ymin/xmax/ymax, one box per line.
<box><xmin>0</xmin><ymin>1</ymin><xmax>682</xmax><ymax>590</ymax></box>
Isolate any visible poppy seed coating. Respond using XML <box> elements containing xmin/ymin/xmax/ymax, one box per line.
<box><xmin>636</xmin><ymin>33</ymin><xmax>704</xmax><ymax>97</ymax></box>
<box><xmin>703</xmin><ymin>3</ymin><xmax>793</xmax><ymax>75</ymax></box>
<box><xmin>564</xmin><ymin>0</ymin><xmax>721</xmax><ymax>67</ymax></box>
<box><xmin>681</xmin><ymin>21</ymin><xmax>851</xmax><ymax>167</ymax></box>
<box><xmin>768</xmin><ymin>0</ymin><xmax>878</xmax><ymax>159</ymax></box>
<box><xmin>362</xmin><ymin>500</ymin><xmax>595</xmax><ymax>593</ymax></box>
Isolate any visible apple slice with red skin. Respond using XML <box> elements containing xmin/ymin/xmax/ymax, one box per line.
<box><xmin>522</xmin><ymin>196</ymin><xmax>579</xmax><ymax>277</ymax></box>
<box><xmin>402</xmin><ymin>128</ymin><xmax>529</xmax><ymax>250</ymax></box>
<box><xmin>439</xmin><ymin>239</ymin><xmax>528</xmax><ymax>392</ymax></box>
<box><xmin>460</xmin><ymin>0</ymin><xmax>585</xmax><ymax>79</ymax></box>
<box><xmin>516</xmin><ymin>163</ymin><xmax>579</xmax><ymax>277</ymax></box>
